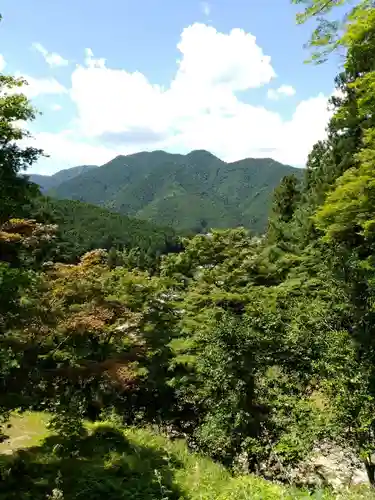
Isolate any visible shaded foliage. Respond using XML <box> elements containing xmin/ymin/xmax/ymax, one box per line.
<box><xmin>29</xmin><ymin>196</ymin><xmax>183</xmax><ymax>268</ymax></box>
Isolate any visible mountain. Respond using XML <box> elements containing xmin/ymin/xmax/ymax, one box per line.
<box><xmin>44</xmin><ymin>150</ymin><xmax>303</xmax><ymax>233</ymax></box>
<box><xmin>28</xmin><ymin>165</ymin><xmax>98</xmax><ymax>192</ymax></box>
<box><xmin>28</xmin><ymin>174</ymin><xmax>59</xmax><ymax>192</ymax></box>
<box><xmin>31</xmin><ymin>197</ymin><xmax>180</xmax><ymax>263</ymax></box>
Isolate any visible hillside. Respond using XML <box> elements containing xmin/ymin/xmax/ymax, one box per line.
<box><xmin>44</xmin><ymin>150</ymin><xmax>303</xmax><ymax>233</ymax></box>
<box><xmin>28</xmin><ymin>164</ymin><xmax>97</xmax><ymax>192</ymax></box>
<box><xmin>1</xmin><ymin>413</ymin><xmax>371</xmax><ymax>499</ymax></box>
<box><xmin>31</xmin><ymin>197</ymin><xmax>180</xmax><ymax>262</ymax></box>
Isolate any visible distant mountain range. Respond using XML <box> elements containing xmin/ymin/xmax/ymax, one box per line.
<box><xmin>29</xmin><ymin>150</ymin><xmax>303</xmax><ymax>233</ymax></box>
<box><xmin>29</xmin><ymin>165</ymin><xmax>98</xmax><ymax>192</ymax></box>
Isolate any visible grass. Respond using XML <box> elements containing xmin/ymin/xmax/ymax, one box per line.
<box><xmin>0</xmin><ymin>413</ymin><xmax>374</xmax><ymax>499</ymax></box>
<box><xmin>0</xmin><ymin>411</ymin><xmax>50</xmax><ymax>454</ymax></box>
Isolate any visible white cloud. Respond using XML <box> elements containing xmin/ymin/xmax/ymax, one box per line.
<box><xmin>272</xmin><ymin>93</ymin><xmax>331</xmax><ymax>165</ymax></box>
<box><xmin>175</xmin><ymin>24</ymin><xmax>275</xmax><ymax>92</ymax></box>
<box><xmin>27</xmin><ymin>23</ymin><xmax>330</xmax><ymax>174</ymax></box>
<box><xmin>160</xmin><ymin>93</ymin><xmax>331</xmax><ymax>166</ymax></box>
<box><xmin>267</xmin><ymin>84</ymin><xmax>296</xmax><ymax>100</ymax></box>
<box><xmin>25</xmin><ymin>130</ymin><xmax>119</xmax><ymax>175</ymax></box>
<box><xmin>71</xmin><ymin>24</ymin><xmax>276</xmax><ymax>141</ymax></box>
<box><xmin>266</xmin><ymin>89</ymin><xmax>279</xmax><ymax>100</ymax></box>
<box><xmin>37</xmin><ymin>131</ymin><xmax>116</xmax><ymax>165</ymax></box>
<box><xmin>14</xmin><ymin>74</ymin><xmax>67</xmax><ymax>98</ymax></box>
<box><xmin>32</xmin><ymin>42</ymin><xmax>69</xmax><ymax>67</ymax></box>
<box><xmin>51</xmin><ymin>103</ymin><xmax>63</xmax><ymax>111</ymax></box>
<box><xmin>201</xmin><ymin>2</ymin><xmax>211</xmax><ymax>17</ymax></box>
<box><xmin>84</xmin><ymin>48</ymin><xmax>106</xmax><ymax>68</ymax></box>
<box><xmin>278</xmin><ymin>84</ymin><xmax>296</xmax><ymax>96</ymax></box>
<box><xmin>0</xmin><ymin>54</ymin><xmax>6</xmax><ymax>72</ymax></box>
<box><xmin>71</xmin><ymin>55</ymin><xmax>165</xmax><ymax>138</ymax></box>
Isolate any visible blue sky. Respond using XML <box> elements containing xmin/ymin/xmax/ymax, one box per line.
<box><xmin>1</xmin><ymin>0</ymin><xmax>341</xmax><ymax>174</ymax></box>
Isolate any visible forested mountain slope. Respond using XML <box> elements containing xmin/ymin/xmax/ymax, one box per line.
<box><xmin>45</xmin><ymin>150</ymin><xmax>302</xmax><ymax>232</ymax></box>
<box><xmin>31</xmin><ymin>197</ymin><xmax>180</xmax><ymax>264</ymax></box>
<box><xmin>29</xmin><ymin>164</ymin><xmax>97</xmax><ymax>192</ymax></box>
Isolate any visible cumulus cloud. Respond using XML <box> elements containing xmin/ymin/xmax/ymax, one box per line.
<box><xmin>27</xmin><ymin>23</ymin><xmax>330</xmax><ymax>173</ymax></box>
<box><xmin>175</xmin><ymin>24</ymin><xmax>275</xmax><ymax>91</ymax></box>
<box><xmin>278</xmin><ymin>84</ymin><xmax>296</xmax><ymax>96</ymax></box>
<box><xmin>70</xmin><ymin>24</ymin><xmax>276</xmax><ymax>141</ymax></box>
<box><xmin>162</xmin><ymin>92</ymin><xmax>331</xmax><ymax>166</ymax></box>
<box><xmin>267</xmin><ymin>84</ymin><xmax>296</xmax><ymax>100</ymax></box>
<box><xmin>271</xmin><ymin>93</ymin><xmax>331</xmax><ymax>165</ymax></box>
<box><xmin>0</xmin><ymin>54</ymin><xmax>6</xmax><ymax>72</ymax></box>
<box><xmin>32</xmin><ymin>42</ymin><xmax>69</xmax><ymax>67</ymax></box>
<box><xmin>25</xmin><ymin>130</ymin><xmax>119</xmax><ymax>174</ymax></box>
<box><xmin>14</xmin><ymin>74</ymin><xmax>67</xmax><ymax>98</ymax></box>
<box><xmin>71</xmin><ymin>57</ymin><xmax>165</xmax><ymax>139</ymax></box>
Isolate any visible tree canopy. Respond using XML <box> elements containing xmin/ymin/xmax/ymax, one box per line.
<box><xmin>2</xmin><ymin>3</ymin><xmax>375</xmax><ymax>497</ymax></box>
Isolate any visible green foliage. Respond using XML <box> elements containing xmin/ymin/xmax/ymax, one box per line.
<box><xmin>160</xmin><ymin>230</ymin><xmax>347</xmax><ymax>474</ymax></box>
<box><xmin>0</xmin><ymin>74</ymin><xmax>42</xmax><ymax>223</ymax></box>
<box><xmin>292</xmin><ymin>0</ymin><xmax>373</xmax><ymax>63</ymax></box>
<box><xmin>3</xmin><ymin>2</ymin><xmax>375</xmax><ymax>496</ymax></box>
<box><xmin>192</xmin><ymin>315</ymin><xmax>263</xmax><ymax>463</ymax></box>
<box><xmin>43</xmin><ymin>150</ymin><xmax>302</xmax><ymax>233</ymax></box>
<box><xmin>0</xmin><ymin>67</ymin><xmax>49</xmax><ymax>420</ymax></box>
<box><xmin>268</xmin><ymin>174</ymin><xmax>301</xmax><ymax>243</ymax></box>
<box><xmin>30</xmin><ymin>197</ymin><xmax>181</xmax><ymax>266</ymax></box>
<box><xmin>1</xmin><ymin>414</ymin><xmax>364</xmax><ymax>499</ymax></box>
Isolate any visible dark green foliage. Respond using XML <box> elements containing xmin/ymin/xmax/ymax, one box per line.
<box><xmin>0</xmin><ymin>425</ymin><xmax>184</xmax><ymax>500</ymax></box>
<box><xmin>192</xmin><ymin>315</ymin><xmax>268</xmax><ymax>465</ymax></box>
<box><xmin>30</xmin><ymin>197</ymin><xmax>182</xmax><ymax>265</ymax></box>
<box><xmin>43</xmin><ymin>150</ymin><xmax>302</xmax><ymax>233</ymax></box>
<box><xmin>268</xmin><ymin>174</ymin><xmax>301</xmax><ymax>243</ymax></box>
<box><xmin>271</xmin><ymin>175</ymin><xmax>301</xmax><ymax>224</ymax></box>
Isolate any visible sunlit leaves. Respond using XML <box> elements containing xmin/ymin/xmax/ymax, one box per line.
<box><xmin>292</xmin><ymin>0</ymin><xmax>371</xmax><ymax>63</ymax></box>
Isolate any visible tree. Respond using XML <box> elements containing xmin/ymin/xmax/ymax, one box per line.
<box><xmin>267</xmin><ymin>175</ymin><xmax>301</xmax><ymax>244</ymax></box>
<box><xmin>292</xmin><ymin>0</ymin><xmax>375</xmax><ymax>484</ymax></box>
<box><xmin>0</xmin><ymin>55</ymin><xmax>47</xmax><ymax>422</ymax></box>
<box><xmin>0</xmin><ymin>74</ymin><xmax>43</xmax><ymax>223</ymax></box>
<box><xmin>292</xmin><ymin>0</ymin><xmax>374</xmax><ymax>63</ymax></box>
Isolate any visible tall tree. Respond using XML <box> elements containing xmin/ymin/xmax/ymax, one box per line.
<box><xmin>293</xmin><ymin>0</ymin><xmax>375</xmax><ymax>483</ymax></box>
<box><xmin>0</xmin><ymin>73</ymin><xmax>43</xmax><ymax>223</ymax></box>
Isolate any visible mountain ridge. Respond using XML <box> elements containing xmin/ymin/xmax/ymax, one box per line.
<box><xmin>28</xmin><ymin>164</ymin><xmax>98</xmax><ymax>192</ymax></box>
<box><xmin>32</xmin><ymin>150</ymin><xmax>303</xmax><ymax>233</ymax></box>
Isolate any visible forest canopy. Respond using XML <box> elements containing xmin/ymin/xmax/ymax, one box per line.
<box><xmin>1</xmin><ymin>1</ymin><xmax>375</xmax><ymax>497</ymax></box>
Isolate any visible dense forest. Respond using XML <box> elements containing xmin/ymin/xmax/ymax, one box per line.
<box><xmin>2</xmin><ymin>0</ymin><xmax>375</xmax><ymax>498</ymax></box>
<box><xmin>29</xmin><ymin>197</ymin><xmax>182</xmax><ymax>268</ymax></box>
<box><xmin>33</xmin><ymin>152</ymin><xmax>301</xmax><ymax>233</ymax></box>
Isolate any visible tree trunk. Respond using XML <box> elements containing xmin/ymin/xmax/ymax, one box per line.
<box><xmin>364</xmin><ymin>458</ymin><xmax>375</xmax><ymax>486</ymax></box>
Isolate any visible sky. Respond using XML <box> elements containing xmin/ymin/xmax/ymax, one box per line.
<box><xmin>1</xmin><ymin>0</ymin><xmax>342</xmax><ymax>174</ymax></box>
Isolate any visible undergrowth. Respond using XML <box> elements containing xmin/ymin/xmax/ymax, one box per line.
<box><xmin>0</xmin><ymin>413</ymin><xmax>373</xmax><ymax>499</ymax></box>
